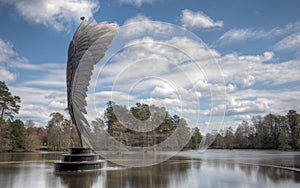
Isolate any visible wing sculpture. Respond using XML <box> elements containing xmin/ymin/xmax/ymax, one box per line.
<box><xmin>67</xmin><ymin>19</ymin><xmax>118</xmax><ymax>147</ymax></box>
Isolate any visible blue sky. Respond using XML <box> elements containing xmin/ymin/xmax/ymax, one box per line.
<box><xmin>0</xmin><ymin>0</ymin><xmax>300</xmax><ymax>130</ymax></box>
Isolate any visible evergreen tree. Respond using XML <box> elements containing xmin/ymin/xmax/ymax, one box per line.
<box><xmin>0</xmin><ymin>118</ymin><xmax>12</xmax><ymax>152</ymax></box>
<box><xmin>286</xmin><ymin>110</ymin><xmax>300</xmax><ymax>150</ymax></box>
<box><xmin>10</xmin><ymin>119</ymin><xmax>26</xmax><ymax>150</ymax></box>
<box><xmin>190</xmin><ymin>127</ymin><xmax>202</xmax><ymax>149</ymax></box>
<box><xmin>0</xmin><ymin>81</ymin><xmax>21</xmax><ymax>120</ymax></box>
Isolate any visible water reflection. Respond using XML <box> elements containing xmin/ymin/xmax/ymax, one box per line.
<box><xmin>106</xmin><ymin>161</ymin><xmax>191</xmax><ymax>188</ymax></box>
<box><xmin>0</xmin><ymin>151</ymin><xmax>300</xmax><ymax>188</ymax></box>
<box><xmin>55</xmin><ymin>171</ymin><xmax>106</xmax><ymax>188</ymax></box>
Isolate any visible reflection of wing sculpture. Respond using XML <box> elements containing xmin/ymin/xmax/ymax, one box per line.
<box><xmin>67</xmin><ymin>18</ymin><xmax>118</xmax><ymax>147</ymax></box>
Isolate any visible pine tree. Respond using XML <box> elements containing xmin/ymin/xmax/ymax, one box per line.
<box><xmin>0</xmin><ymin>81</ymin><xmax>21</xmax><ymax>120</ymax></box>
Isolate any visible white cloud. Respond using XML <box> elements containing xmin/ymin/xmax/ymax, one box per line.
<box><xmin>229</xmin><ymin>89</ymin><xmax>300</xmax><ymax>118</ymax></box>
<box><xmin>217</xmin><ymin>51</ymin><xmax>298</xmax><ymax>86</ymax></box>
<box><xmin>151</xmin><ymin>86</ymin><xmax>178</xmax><ymax>99</ymax></box>
<box><xmin>0</xmin><ymin>37</ymin><xmax>63</xmax><ymax>72</ymax></box>
<box><xmin>95</xmin><ymin>36</ymin><xmax>221</xmax><ymax>90</ymax></box>
<box><xmin>0</xmin><ymin>38</ymin><xmax>29</xmax><ymax>66</ymax></box>
<box><xmin>0</xmin><ymin>37</ymin><xmax>68</xmax><ymax>125</ymax></box>
<box><xmin>90</xmin><ymin>34</ymin><xmax>226</xmax><ymax>128</ymax></box>
<box><xmin>49</xmin><ymin>101</ymin><xmax>67</xmax><ymax>110</ymax></box>
<box><xmin>2</xmin><ymin>15</ymin><xmax>299</xmax><ymax>129</ymax></box>
<box><xmin>0</xmin><ymin>38</ymin><xmax>26</xmax><ymax>82</ymax></box>
<box><xmin>24</xmin><ymin>68</ymin><xmax>66</xmax><ymax>87</ymax></box>
<box><xmin>122</xmin><ymin>14</ymin><xmax>174</xmax><ymax>37</ymax></box>
<box><xmin>218</xmin><ymin>28</ymin><xmax>279</xmax><ymax>44</ymax></box>
<box><xmin>218</xmin><ymin>51</ymin><xmax>273</xmax><ymax>86</ymax></box>
<box><xmin>218</xmin><ymin>21</ymin><xmax>300</xmax><ymax>44</ymax></box>
<box><xmin>0</xmin><ymin>0</ymin><xmax>100</xmax><ymax>31</ymax></box>
<box><xmin>225</xmin><ymin>98</ymin><xmax>269</xmax><ymax>116</ymax></box>
<box><xmin>0</xmin><ymin>66</ymin><xmax>15</xmax><ymax>82</ymax></box>
<box><xmin>120</xmin><ymin>0</ymin><xmax>154</xmax><ymax>7</ymax></box>
<box><xmin>11</xmin><ymin>86</ymin><xmax>68</xmax><ymax>126</ymax></box>
<box><xmin>0</xmin><ymin>38</ymin><xmax>17</xmax><ymax>62</ymax></box>
<box><xmin>252</xmin><ymin>59</ymin><xmax>300</xmax><ymax>85</ymax></box>
<box><xmin>0</xmin><ymin>38</ymin><xmax>66</xmax><ymax>86</ymax></box>
<box><xmin>218</xmin><ymin>51</ymin><xmax>300</xmax><ymax>86</ymax></box>
<box><xmin>274</xmin><ymin>32</ymin><xmax>300</xmax><ymax>50</ymax></box>
<box><xmin>181</xmin><ymin>9</ymin><xmax>223</xmax><ymax>29</ymax></box>
<box><xmin>17</xmin><ymin>104</ymin><xmax>51</xmax><ymax>126</ymax></box>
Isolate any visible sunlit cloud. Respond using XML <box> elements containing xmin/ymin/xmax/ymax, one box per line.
<box><xmin>120</xmin><ymin>0</ymin><xmax>154</xmax><ymax>7</ymax></box>
<box><xmin>181</xmin><ymin>9</ymin><xmax>223</xmax><ymax>29</ymax></box>
<box><xmin>0</xmin><ymin>0</ymin><xmax>100</xmax><ymax>31</ymax></box>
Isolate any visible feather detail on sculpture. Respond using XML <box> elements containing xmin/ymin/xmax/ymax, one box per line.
<box><xmin>67</xmin><ymin>19</ymin><xmax>118</xmax><ymax>147</ymax></box>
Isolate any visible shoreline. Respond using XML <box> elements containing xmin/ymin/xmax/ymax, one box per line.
<box><xmin>0</xmin><ymin>157</ymin><xmax>300</xmax><ymax>173</ymax></box>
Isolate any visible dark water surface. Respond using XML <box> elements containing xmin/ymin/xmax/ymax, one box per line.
<box><xmin>0</xmin><ymin>150</ymin><xmax>300</xmax><ymax>188</ymax></box>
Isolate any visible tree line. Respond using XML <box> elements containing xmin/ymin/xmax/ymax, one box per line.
<box><xmin>1</xmin><ymin>81</ymin><xmax>300</xmax><ymax>152</ymax></box>
<box><xmin>0</xmin><ymin>81</ymin><xmax>80</xmax><ymax>152</ymax></box>
<box><xmin>209</xmin><ymin>110</ymin><xmax>300</xmax><ymax>150</ymax></box>
<box><xmin>104</xmin><ymin>101</ymin><xmax>202</xmax><ymax>150</ymax></box>
<box><xmin>0</xmin><ymin>111</ymin><xmax>80</xmax><ymax>152</ymax></box>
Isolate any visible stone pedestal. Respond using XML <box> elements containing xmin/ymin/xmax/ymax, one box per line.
<box><xmin>55</xmin><ymin>148</ymin><xmax>105</xmax><ymax>172</ymax></box>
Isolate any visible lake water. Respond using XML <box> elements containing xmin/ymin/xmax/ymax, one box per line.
<box><xmin>0</xmin><ymin>150</ymin><xmax>300</xmax><ymax>188</ymax></box>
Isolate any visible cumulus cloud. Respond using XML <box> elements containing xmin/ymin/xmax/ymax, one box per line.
<box><xmin>219</xmin><ymin>50</ymin><xmax>300</xmax><ymax>86</ymax></box>
<box><xmin>219</xmin><ymin>51</ymin><xmax>273</xmax><ymax>86</ymax></box>
<box><xmin>120</xmin><ymin>0</ymin><xmax>154</xmax><ymax>7</ymax></box>
<box><xmin>0</xmin><ymin>0</ymin><xmax>100</xmax><ymax>31</ymax></box>
<box><xmin>225</xmin><ymin>98</ymin><xmax>269</xmax><ymax>116</ymax></box>
<box><xmin>229</xmin><ymin>89</ymin><xmax>300</xmax><ymax>119</ymax></box>
<box><xmin>181</xmin><ymin>9</ymin><xmax>223</xmax><ymax>29</ymax></box>
<box><xmin>92</xmin><ymin>18</ymin><xmax>299</xmax><ymax>128</ymax></box>
<box><xmin>252</xmin><ymin>59</ymin><xmax>300</xmax><ymax>85</ymax></box>
<box><xmin>49</xmin><ymin>101</ymin><xmax>67</xmax><ymax>110</ymax></box>
<box><xmin>3</xmin><ymin>15</ymin><xmax>299</xmax><ymax>129</ymax></box>
<box><xmin>90</xmin><ymin>33</ymin><xmax>226</xmax><ymax>128</ymax></box>
<box><xmin>151</xmin><ymin>86</ymin><xmax>178</xmax><ymax>99</ymax></box>
<box><xmin>122</xmin><ymin>14</ymin><xmax>174</xmax><ymax>37</ymax></box>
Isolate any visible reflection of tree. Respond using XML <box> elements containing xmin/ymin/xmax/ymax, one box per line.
<box><xmin>0</xmin><ymin>163</ymin><xmax>20</xmax><ymax>188</ymax></box>
<box><xmin>56</xmin><ymin>171</ymin><xmax>106</xmax><ymax>188</ymax></box>
<box><xmin>237</xmin><ymin>161</ymin><xmax>300</xmax><ymax>184</ymax></box>
<box><xmin>205</xmin><ymin>159</ymin><xmax>300</xmax><ymax>185</ymax></box>
<box><xmin>257</xmin><ymin>166</ymin><xmax>296</xmax><ymax>183</ymax></box>
<box><xmin>238</xmin><ymin>163</ymin><xmax>258</xmax><ymax>176</ymax></box>
<box><xmin>107</xmin><ymin>161</ymin><xmax>192</xmax><ymax>188</ymax></box>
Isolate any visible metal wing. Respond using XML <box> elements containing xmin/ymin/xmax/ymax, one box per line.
<box><xmin>67</xmin><ymin>20</ymin><xmax>118</xmax><ymax>147</ymax></box>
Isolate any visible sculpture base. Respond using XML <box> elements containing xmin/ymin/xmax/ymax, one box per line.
<box><xmin>54</xmin><ymin>147</ymin><xmax>105</xmax><ymax>172</ymax></box>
